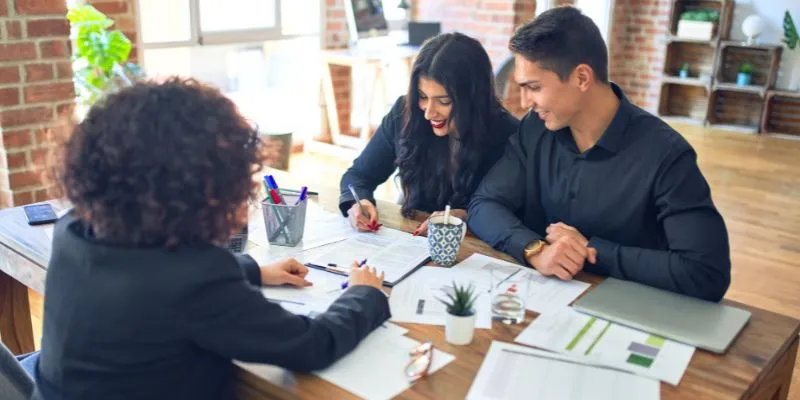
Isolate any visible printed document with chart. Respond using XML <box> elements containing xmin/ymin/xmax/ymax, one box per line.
<box><xmin>307</xmin><ymin>227</ymin><xmax>430</xmax><ymax>286</ymax></box>
<box><xmin>467</xmin><ymin>341</ymin><xmax>659</xmax><ymax>400</ymax></box>
<box><xmin>515</xmin><ymin>307</ymin><xmax>695</xmax><ymax>385</ymax></box>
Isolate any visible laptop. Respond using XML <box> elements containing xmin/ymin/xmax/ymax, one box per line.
<box><xmin>406</xmin><ymin>22</ymin><xmax>441</xmax><ymax>46</ymax></box>
<box><xmin>573</xmin><ymin>278</ymin><xmax>751</xmax><ymax>354</ymax></box>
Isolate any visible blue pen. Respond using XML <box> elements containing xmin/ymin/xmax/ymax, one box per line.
<box><xmin>341</xmin><ymin>258</ymin><xmax>368</xmax><ymax>290</ymax></box>
<box><xmin>295</xmin><ymin>186</ymin><xmax>308</xmax><ymax>205</ymax></box>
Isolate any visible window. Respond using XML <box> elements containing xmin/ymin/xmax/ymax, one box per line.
<box><xmin>138</xmin><ymin>0</ymin><xmax>322</xmax><ymax>142</ymax></box>
<box><xmin>575</xmin><ymin>0</ymin><xmax>613</xmax><ymax>45</ymax></box>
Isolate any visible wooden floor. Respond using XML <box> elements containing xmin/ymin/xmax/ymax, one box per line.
<box><xmin>26</xmin><ymin>123</ymin><xmax>800</xmax><ymax>398</ymax></box>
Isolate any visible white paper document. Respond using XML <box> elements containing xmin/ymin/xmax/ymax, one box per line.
<box><xmin>307</xmin><ymin>227</ymin><xmax>429</xmax><ymax>285</ymax></box>
<box><xmin>389</xmin><ymin>266</ymin><xmax>494</xmax><ymax>329</ymax></box>
<box><xmin>314</xmin><ymin>323</ymin><xmax>455</xmax><ymax>400</ymax></box>
<box><xmin>467</xmin><ymin>341</ymin><xmax>659</xmax><ymax>400</ymax></box>
<box><xmin>261</xmin><ymin>266</ymin><xmax>345</xmax><ymax>314</ymax></box>
<box><xmin>515</xmin><ymin>307</ymin><xmax>695</xmax><ymax>385</ymax></box>
<box><xmin>451</xmin><ymin>253</ymin><xmax>590</xmax><ymax>314</ymax></box>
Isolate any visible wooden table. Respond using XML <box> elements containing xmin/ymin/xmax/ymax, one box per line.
<box><xmin>0</xmin><ymin>183</ymin><xmax>798</xmax><ymax>399</ymax></box>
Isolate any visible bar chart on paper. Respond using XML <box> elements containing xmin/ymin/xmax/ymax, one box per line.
<box><xmin>515</xmin><ymin>308</ymin><xmax>695</xmax><ymax>385</ymax></box>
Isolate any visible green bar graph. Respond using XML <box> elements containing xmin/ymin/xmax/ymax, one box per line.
<box><xmin>627</xmin><ymin>353</ymin><xmax>655</xmax><ymax>368</ymax></box>
<box><xmin>566</xmin><ymin>317</ymin><xmax>596</xmax><ymax>351</ymax></box>
<box><xmin>646</xmin><ymin>335</ymin><xmax>666</xmax><ymax>348</ymax></box>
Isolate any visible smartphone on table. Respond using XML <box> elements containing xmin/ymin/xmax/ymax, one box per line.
<box><xmin>24</xmin><ymin>203</ymin><xmax>59</xmax><ymax>225</ymax></box>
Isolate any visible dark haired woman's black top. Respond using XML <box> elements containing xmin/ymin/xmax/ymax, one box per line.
<box><xmin>36</xmin><ymin>213</ymin><xmax>390</xmax><ymax>400</ymax></box>
<box><xmin>339</xmin><ymin>96</ymin><xmax>519</xmax><ymax>215</ymax></box>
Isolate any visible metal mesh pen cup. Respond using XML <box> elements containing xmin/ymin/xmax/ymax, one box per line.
<box><xmin>261</xmin><ymin>192</ymin><xmax>307</xmax><ymax>247</ymax></box>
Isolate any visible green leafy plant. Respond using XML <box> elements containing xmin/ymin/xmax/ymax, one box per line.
<box><xmin>67</xmin><ymin>5</ymin><xmax>144</xmax><ymax>106</ymax></box>
<box><xmin>739</xmin><ymin>63</ymin><xmax>754</xmax><ymax>75</ymax></box>
<box><xmin>680</xmin><ymin>10</ymin><xmax>720</xmax><ymax>23</ymax></box>
<box><xmin>784</xmin><ymin>11</ymin><xmax>799</xmax><ymax>50</ymax></box>
<box><xmin>438</xmin><ymin>282</ymin><xmax>479</xmax><ymax>317</ymax></box>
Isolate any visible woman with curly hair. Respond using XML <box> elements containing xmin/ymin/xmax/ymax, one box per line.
<box><xmin>339</xmin><ymin>32</ymin><xmax>519</xmax><ymax>234</ymax></box>
<box><xmin>34</xmin><ymin>78</ymin><xmax>389</xmax><ymax>400</ymax></box>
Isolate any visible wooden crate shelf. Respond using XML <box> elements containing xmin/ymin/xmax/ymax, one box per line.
<box><xmin>761</xmin><ymin>90</ymin><xmax>800</xmax><ymax>137</ymax></box>
<box><xmin>663</xmin><ymin>41</ymin><xmax>717</xmax><ymax>81</ymax></box>
<box><xmin>715</xmin><ymin>42</ymin><xmax>782</xmax><ymax>91</ymax></box>
<box><xmin>707</xmin><ymin>89</ymin><xmax>763</xmax><ymax>133</ymax></box>
<box><xmin>668</xmin><ymin>0</ymin><xmax>734</xmax><ymax>41</ymax></box>
<box><xmin>659</xmin><ymin>83</ymin><xmax>709</xmax><ymax>123</ymax></box>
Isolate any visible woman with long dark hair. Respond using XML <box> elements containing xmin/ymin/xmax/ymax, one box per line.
<box><xmin>339</xmin><ymin>32</ymin><xmax>518</xmax><ymax>234</ymax></box>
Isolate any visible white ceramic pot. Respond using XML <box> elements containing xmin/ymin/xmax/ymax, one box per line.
<box><xmin>445</xmin><ymin>312</ymin><xmax>476</xmax><ymax>345</ymax></box>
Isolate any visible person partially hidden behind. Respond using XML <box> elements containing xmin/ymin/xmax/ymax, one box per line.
<box><xmin>339</xmin><ymin>32</ymin><xmax>518</xmax><ymax>234</ymax></box>
<box><xmin>468</xmin><ymin>6</ymin><xmax>731</xmax><ymax>301</ymax></box>
<box><xmin>35</xmin><ymin>78</ymin><xmax>390</xmax><ymax>399</ymax></box>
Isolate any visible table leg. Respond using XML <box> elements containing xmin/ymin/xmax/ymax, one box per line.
<box><xmin>745</xmin><ymin>334</ymin><xmax>798</xmax><ymax>400</ymax></box>
<box><xmin>0</xmin><ymin>269</ymin><xmax>35</xmax><ymax>355</ymax></box>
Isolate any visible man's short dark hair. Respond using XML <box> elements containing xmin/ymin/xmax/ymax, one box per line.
<box><xmin>509</xmin><ymin>6</ymin><xmax>609</xmax><ymax>84</ymax></box>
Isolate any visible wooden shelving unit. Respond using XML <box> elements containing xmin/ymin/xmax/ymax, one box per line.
<box><xmin>658</xmin><ymin>0</ymin><xmax>733</xmax><ymax>125</ymax></box>
<box><xmin>761</xmin><ymin>90</ymin><xmax>800</xmax><ymax>137</ymax></box>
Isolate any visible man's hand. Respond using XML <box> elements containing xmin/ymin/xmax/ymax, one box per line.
<box><xmin>546</xmin><ymin>222</ymin><xmax>589</xmax><ymax>246</ymax></box>
<box><xmin>260</xmin><ymin>258</ymin><xmax>312</xmax><ymax>287</ymax></box>
<box><xmin>527</xmin><ymin>235</ymin><xmax>597</xmax><ymax>280</ymax></box>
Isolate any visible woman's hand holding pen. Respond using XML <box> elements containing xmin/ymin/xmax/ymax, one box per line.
<box><xmin>348</xmin><ymin>261</ymin><xmax>384</xmax><ymax>290</ymax></box>
<box><xmin>347</xmin><ymin>200</ymin><xmax>381</xmax><ymax>232</ymax></box>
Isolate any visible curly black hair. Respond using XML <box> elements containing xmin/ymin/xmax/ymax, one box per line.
<box><xmin>58</xmin><ymin>78</ymin><xmax>264</xmax><ymax>248</ymax></box>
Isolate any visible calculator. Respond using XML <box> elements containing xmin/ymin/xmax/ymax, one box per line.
<box><xmin>226</xmin><ymin>225</ymin><xmax>248</xmax><ymax>254</ymax></box>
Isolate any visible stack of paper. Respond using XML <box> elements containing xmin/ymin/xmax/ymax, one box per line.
<box><xmin>467</xmin><ymin>341</ymin><xmax>660</xmax><ymax>400</ymax></box>
<box><xmin>306</xmin><ymin>227</ymin><xmax>429</xmax><ymax>285</ymax></box>
<box><xmin>515</xmin><ymin>307</ymin><xmax>695</xmax><ymax>385</ymax></box>
<box><xmin>313</xmin><ymin>322</ymin><xmax>455</xmax><ymax>400</ymax></box>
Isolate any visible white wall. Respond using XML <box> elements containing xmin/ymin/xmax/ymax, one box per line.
<box><xmin>731</xmin><ymin>0</ymin><xmax>800</xmax><ymax>90</ymax></box>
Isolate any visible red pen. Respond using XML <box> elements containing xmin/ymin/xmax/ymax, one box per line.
<box><xmin>269</xmin><ymin>189</ymin><xmax>284</xmax><ymax>205</ymax></box>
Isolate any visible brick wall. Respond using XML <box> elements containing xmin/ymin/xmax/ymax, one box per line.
<box><xmin>0</xmin><ymin>0</ymin><xmax>75</xmax><ymax>207</ymax></box>
<box><xmin>608</xmin><ymin>0</ymin><xmax>670</xmax><ymax>112</ymax></box>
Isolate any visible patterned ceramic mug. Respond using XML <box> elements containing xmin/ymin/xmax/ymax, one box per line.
<box><xmin>427</xmin><ymin>215</ymin><xmax>467</xmax><ymax>267</ymax></box>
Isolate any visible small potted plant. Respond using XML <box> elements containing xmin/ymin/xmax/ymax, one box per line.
<box><xmin>783</xmin><ymin>10</ymin><xmax>799</xmax><ymax>91</ymax></box>
<box><xmin>679</xmin><ymin>63</ymin><xmax>690</xmax><ymax>79</ymax></box>
<box><xmin>439</xmin><ymin>281</ymin><xmax>479</xmax><ymax>345</ymax></box>
<box><xmin>737</xmin><ymin>63</ymin><xmax>754</xmax><ymax>86</ymax></box>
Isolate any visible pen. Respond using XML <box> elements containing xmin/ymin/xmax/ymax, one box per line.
<box><xmin>348</xmin><ymin>184</ymin><xmax>381</xmax><ymax>231</ymax></box>
<box><xmin>341</xmin><ymin>258</ymin><xmax>368</xmax><ymax>290</ymax></box>
<box><xmin>305</xmin><ymin>263</ymin><xmax>350</xmax><ymax>277</ymax></box>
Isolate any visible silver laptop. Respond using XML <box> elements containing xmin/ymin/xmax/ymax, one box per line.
<box><xmin>573</xmin><ymin>278</ymin><xmax>751</xmax><ymax>354</ymax></box>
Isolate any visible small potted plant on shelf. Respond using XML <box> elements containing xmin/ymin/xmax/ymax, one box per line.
<box><xmin>737</xmin><ymin>63</ymin><xmax>754</xmax><ymax>86</ymax></box>
<box><xmin>679</xmin><ymin>63</ymin><xmax>690</xmax><ymax>79</ymax></box>
<box><xmin>439</xmin><ymin>281</ymin><xmax>479</xmax><ymax>346</ymax></box>
<box><xmin>677</xmin><ymin>9</ymin><xmax>720</xmax><ymax>41</ymax></box>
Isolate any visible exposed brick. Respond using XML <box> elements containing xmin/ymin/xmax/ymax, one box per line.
<box><xmin>0</xmin><ymin>66</ymin><xmax>21</xmax><ymax>84</ymax></box>
<box><xmin>6</xmin><ymin>21</ymin><xmax>23</xmax><ymax>40</ymax></box>
<box><xmin>89</xmin><ymin>1</ymin><xmax>129</xmax><ymax>14</ymax></box>
<box><xmin>30</xmin><ymin>148</ymin><xmax>49</xmax><ymax>165</ymax></box>
<box><xmin>6</xmin><ymin>152</ymin><xmax>28</xmax><ymax>170</ymax></box>
<box><xmin>0</xmin><ymin>87</ymin><xmax>20</xmax><ymax>107</ymax></box>
<box><xmin>15</xmin><ymin>0</ymin><xmax>68</xmax><ymax>15</ymax></box>
<box><xmin>24</xmin><ymin>63</ymin><xmax>54</xmax><ymax>82</ymax></box>
<box><xmin>27</xmin><ymin>19</ymin><xmax>70</xmax><ymax>38</ymax></box>
<box><xmin>13</xmin><ymin>192</ymin><xmax>34</xmax><ymax>206</ymax></box>
<box><xmin>24</xmin><ymin>82</ymin><xmax>74</xmax><ymax>104</ymax></box>
<box><xmin>39</xmin><ymin>40</ymin><xmax>70</xmax><ymax>58</ymax></box>
<box><xmin>55</xmin><ymin>61</ymin><xmax>72</xmax><ymax>79</ymax></box>
<box><xmin>55</xmin><ymin>102</ymin><xmax>75</xmax><ymax>117</ymax></box>
<box><xmin>34</xmin><ymin>188</ymin><xmax>54</xmax><ymax>202</ymax></box>
<box><xmin>9</xmin><ymin>170</ymin><xmax>43</xmax><ymax>188</ymax></box>
<box><xmin>0</xmin><ymin>43</ymin><xmax>38</xmax><ymax>62</ymax></box>
<box><xmin>2</xmin><ymin>130</ymin><xmax>33</xmax><ymax>148</ymax></box>
<box><xmin>1</xmin><ymin>107</ymin><xmax>53</xmax><ymax>128</ymax></box>
<box><xmin>0</xmin><ymin>0</ymin><xmax>7</xmax><ymax>16</ymax></box>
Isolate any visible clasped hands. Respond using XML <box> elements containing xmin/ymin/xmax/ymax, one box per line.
<box><xmin>527</xmin><ymin>222</ymin><xmax>598</xmax><ymax>281</ymax></box>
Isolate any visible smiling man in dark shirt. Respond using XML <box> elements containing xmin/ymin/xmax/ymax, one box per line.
<box><xmin>468</xmin><ymin>6</ymin><xmax>731</xmax><ymax>301</ymax></box>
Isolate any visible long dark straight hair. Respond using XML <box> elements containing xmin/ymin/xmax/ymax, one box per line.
<box><xmin>396</xmin><ymin>32</ymin><xmax>503</xmax><ymax>217</ymax></box>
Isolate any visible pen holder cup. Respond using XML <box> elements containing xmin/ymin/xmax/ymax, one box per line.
<box><xmin>262</xmin><ymin>193</ymin><xmax>307</xmax><ymax>247</ymax></box>
<box><xmin>427</xmin><ymin>215</ymin><xmax>467</xmax><ymax>267</ymax></box>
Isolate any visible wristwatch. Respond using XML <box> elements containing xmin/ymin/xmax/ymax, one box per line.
<box><xmin>523</xmin><ymin>240</ymin><xmax>547</xmax><ymax>259</ymax></box>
